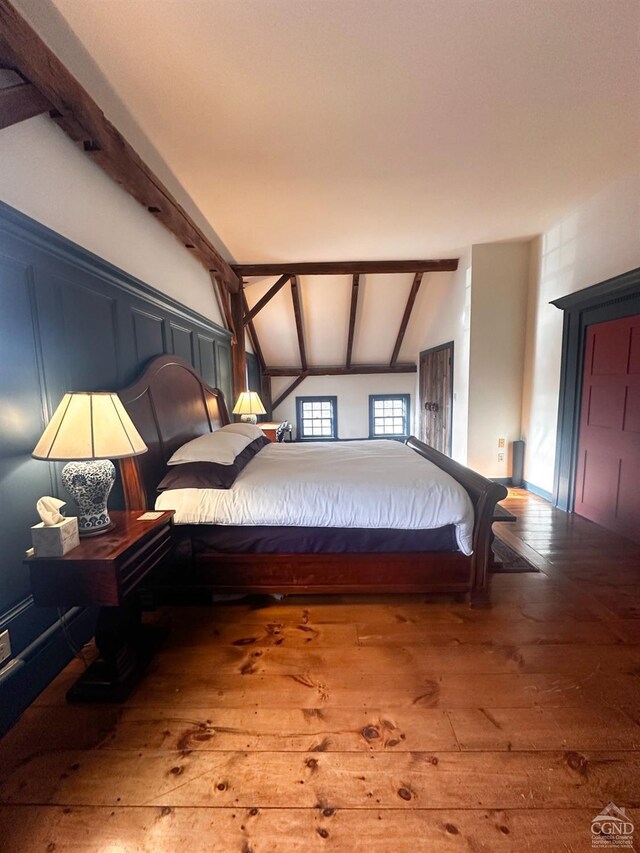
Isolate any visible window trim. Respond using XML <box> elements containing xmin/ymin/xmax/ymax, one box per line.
<box><xmin>295</xmin><ymin>395</ymin><xmax>338</xmax><ymax>441</ymax></box>
<box><xmin>368</xmin><ymin>393</ymin><xmax>411</xmax><ymax>439</ymax></box>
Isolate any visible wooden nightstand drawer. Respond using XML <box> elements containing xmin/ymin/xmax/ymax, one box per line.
<box><xmin>30</xmin><ymin>561</ymin><xmax>119</xmax><ymax>607</ymax></box>
<box><xmin>118</xmin><ymin>525</ymin><xmax>172</xmax><ymax>598</ymax></box>
<box><xmin>28</xmin><ymin>511</ymin><xmax>175</xmax><ymax>607</ymax></box>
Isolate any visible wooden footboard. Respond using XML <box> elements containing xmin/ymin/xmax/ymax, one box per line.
<box><xmin>405</xmin><ymin>436</ymin><xmax>508</xmax><ymax>600</ymax></box>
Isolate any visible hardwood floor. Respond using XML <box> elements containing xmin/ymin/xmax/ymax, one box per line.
<box><xmin>1</xmin><ymin>489</ymin><xmax>639</xmax><ymax>851</ymax></box>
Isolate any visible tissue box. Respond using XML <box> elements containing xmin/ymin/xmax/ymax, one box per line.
<box><xmin>31</xmin><ymin>517</ymin><xmax>80</xmax><ymax>557</ymax></box>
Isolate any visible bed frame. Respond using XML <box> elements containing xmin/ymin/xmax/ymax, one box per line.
<box><xmin>118</xmin><ymin>355</ymin><xmax>507</xmax><ymax>603</ymax></box>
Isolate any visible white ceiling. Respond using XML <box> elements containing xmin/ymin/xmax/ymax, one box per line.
<box><xmin>11</xmin><ymin>0</ymin><xmax>640</xmax><ymax>365</ymax></box>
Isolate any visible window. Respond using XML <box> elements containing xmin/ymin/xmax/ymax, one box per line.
<box><xmin>296</xmin><ymin>396</ymin><xmax>338</xmax><ymax>440</ymax></box>
<box><xmin>369</xmin><ymin>394</ymin><xmax>410</xmax><ymax>438</ymax></box>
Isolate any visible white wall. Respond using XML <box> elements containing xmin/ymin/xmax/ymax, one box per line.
<box><xmin>406</xmin><ymin>250</ymin><xmax>472</xmax><ymax>463</ymax></box>
<box><xmin>521</xmin><ymin>173</ymin><xmax>640</xmax><ymax>493</ymax></box>
<box><xmin>0</xmin><ymin>115</ymin><xmax>224</xmax><ymax>324</ymax></box>
<box><xmin>467</xmin><ymin>241</ymin><xmax>531</xmax><ymax>478</ymax></box>
<box><xmin>272</xmin><ymin>373</ymin><xmax>416</xmax><ymax>439</ymax></box>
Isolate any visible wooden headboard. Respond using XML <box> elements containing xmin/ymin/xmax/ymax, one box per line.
<box><xmin>118</xmin><ymin>355</ymin><xmax>230</xmax><ymax>509</ymax></box>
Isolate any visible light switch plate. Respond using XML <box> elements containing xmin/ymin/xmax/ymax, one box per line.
<box><xmin>0</xmin><ymin>629</ymin><xmax>11</xmax><ymax>665</ymax></box>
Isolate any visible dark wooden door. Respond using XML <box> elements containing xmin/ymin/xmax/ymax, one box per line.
<box><xmin>574</xmin><ymin>315</ymin><xmax>640</xmax><ymax>542</ymax></box>
<box><xmin>419</xmin><ymin>342</ymin><xmax>453</xmax><ymax>455</ymax></box>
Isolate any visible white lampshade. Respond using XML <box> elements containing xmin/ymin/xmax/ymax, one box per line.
<box><xmin>232</xmin><ymin>391</ymin><xmax>266</xmax><ymax>416</ymax></box>
<box><xmin>33</xmin><ymin>392</ymin><xmax>148</xmax><ymax>461</ymax></box>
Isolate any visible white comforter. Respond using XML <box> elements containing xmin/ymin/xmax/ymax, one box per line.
<box><xmin>156</xmin><ymin>440</ymin><xmax>474</xmax><ymax>554</ymax></box>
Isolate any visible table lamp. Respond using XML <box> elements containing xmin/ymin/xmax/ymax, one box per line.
<box><xmin>232</xmin><ymin>391</ymin><xmax>266</xmax><ymax>424</ymax></box>
<box><xmin>33</xmin><ymin>392</ymin><xmax>147</xmax><ymax>536</ymax></box>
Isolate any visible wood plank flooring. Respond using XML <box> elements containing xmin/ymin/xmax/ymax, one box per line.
<box><xmin>1</xmin><ymin>489</ymin><xmax>640</xmax><ymax>851</ymax></box>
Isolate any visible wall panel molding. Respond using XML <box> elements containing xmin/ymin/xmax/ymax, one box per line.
<box><xmin>0</xmin><ymin>201</ymin><xmax>230</xmax><ymax>338</ymax></box>
<box><xmin>0</xmin><ymin>200</ymin><xmax>233</xmax><ymax>732</ymax></box>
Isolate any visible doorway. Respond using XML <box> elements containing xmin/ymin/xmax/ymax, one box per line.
<box><xmin>552</xmin><ymin>267</ymin><xmax>640</xmax><ymax>514</ymax></box>
<box><xmin>574</xmin><ymin>314</ymin><xmax>640</xmax><ymax>542</ymax></box>
<box><xmin>418</xmin><ymin>341</ymin><xmax>453</xmax><ymax>455</ymax></box>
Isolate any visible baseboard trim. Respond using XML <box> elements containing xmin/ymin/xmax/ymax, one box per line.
<box><xmin>523</xmin><ymin>480</ymin><xmax>554</xmax><ymax>503</ymax></box>
<box><xmin>0</xmin><ymin>595</ymin><xmax>34</xmax><ymax>631</ymax></box>
<box><xmin>491</xmin><ymin>477</ymin><xmax>513</xmax><ymax>486</ymax></box>
<box><xmin>0</xmin><ymin>605</ymin><xmax>96</xmax><ymax>734</ymax></box>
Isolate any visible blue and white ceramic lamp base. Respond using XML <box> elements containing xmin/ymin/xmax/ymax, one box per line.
<box><xmin>61</xmin><ymin>459</ymin><xmax>116</xmax><ymax>535</ymax></box>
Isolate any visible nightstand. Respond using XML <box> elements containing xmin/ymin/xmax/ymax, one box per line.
<box><xmin>27</xmin><ymin>510</ymin><xmax>174</xmax><ymax>702</ymax></box>
<box><xmin>259</xmin><ymin>421</ymin><xmax>292</xmax><ymax>442</ymax></box>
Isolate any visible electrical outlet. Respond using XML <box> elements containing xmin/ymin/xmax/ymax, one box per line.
<box><xmin>498</xmin><ymin>437</ymin><xmax>505</xmax><ymax>449</ymax></box>
<box><xmin>497</xmin><ymin>452</ymin><xmax>505</xmax><ymax>463</ymax></box>
<box><xmin>0</xmin><ymin>629</ymin><xmax>11</xmax><ymax>665</ymax></box>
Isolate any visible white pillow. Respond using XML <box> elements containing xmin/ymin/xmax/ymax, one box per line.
<box><xmin>167</xmin><ymin>430</ymin><xmax>254</xmax><ymax>466</ymax></box>
<box><xmin>219</xmin><ymin>422</ymin><xmax>264</xmax><ymax>442</ymax></box>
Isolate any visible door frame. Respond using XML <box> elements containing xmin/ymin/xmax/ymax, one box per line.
<box><xmin>418</xmin><ymin>341</ymin><xmax>454</xmax><ymax>456</ymax></box>
<box><xmin>552</xmin><ymin>266</ymin><xmax>640</xmax><ymax>511</ymax></box>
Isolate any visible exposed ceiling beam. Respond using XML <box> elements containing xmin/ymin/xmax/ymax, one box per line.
<box><xmin>243</xmin><ymin>274</ymin><xmax>291</xmax><ymax>324</ymax></box>
<box><xmin>390</xmin><ymin>272</ymin><xmax>424</xmax><ymax>366</ymax></box>
<box><xmin>0</xmin><ymin>81</ymin><xmax>50</xmax><ymax>130</ymax></box>
<box><xmin>271</xmin><ymin>374</ymin><xmax>308</xmax><ymax>410</ymax></box>
<box><xmin>210</xmin><ymin>272</ymin><xmax>235</xmax><ymax>339</ymax></box>
<box><xmin>234</xmin><ymin>260</ymin><xmax>458</xmax><ymax>277</ymax></box>
<box><xmin>267</xmin><ymin>364</ymin><xmax>416</xmax><ymax>377</ymax></box>
<box><xmin>260</xmin><ymin>374</ymin><xmax>273</xmax><ymax>419</ymax></box>
<box><xmin>242</xmin><ymin>290</ymin><xmax>266</xmax><ymax>373</ymax></box>
<box><xmin>229</xmin><ymin>290</ymin><xmax>247</xmax><ymax>400</ymax></box>
<box><xmin>0</xmin><ymin>0</ymin><xmax>240</xmax><ymax>291</ymax></box>
<box><xmin>290</xmin><ymin>275</ymin><xmax>307</xmax><ymax>371</ymax></box>
<box><xmin>345</xmin><ymin>273</ymin><xmax>360</xmax><ymax>369</ymax></box>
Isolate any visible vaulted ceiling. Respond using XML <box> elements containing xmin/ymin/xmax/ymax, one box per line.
<box><xmin>9</xmin><ymin>0</ymin><xmax>640</xmax><ymax>366</ymax></box>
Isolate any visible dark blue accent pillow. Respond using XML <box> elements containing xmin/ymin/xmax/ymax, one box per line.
<box><xmin>157</xmin><ymin>435</ymin><xmax>269</xmax><ymax>491</ymax></box>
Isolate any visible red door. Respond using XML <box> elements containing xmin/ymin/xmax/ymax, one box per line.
<box><xmin>574</xmin><ymin>314</ymin><xmax>640</xmax><ymax>541</ymax></box>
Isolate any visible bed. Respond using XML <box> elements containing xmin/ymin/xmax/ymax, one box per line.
<box><xmin>118</xmin><ymin>355</ymin><xmax>507</xmax><ymax>603</ymax></box>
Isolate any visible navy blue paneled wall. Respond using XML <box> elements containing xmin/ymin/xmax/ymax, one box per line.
<box><xmin>0</xmin><ymin>201</ymin><xmax>232</xmax><ymax>731</ymax></box>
